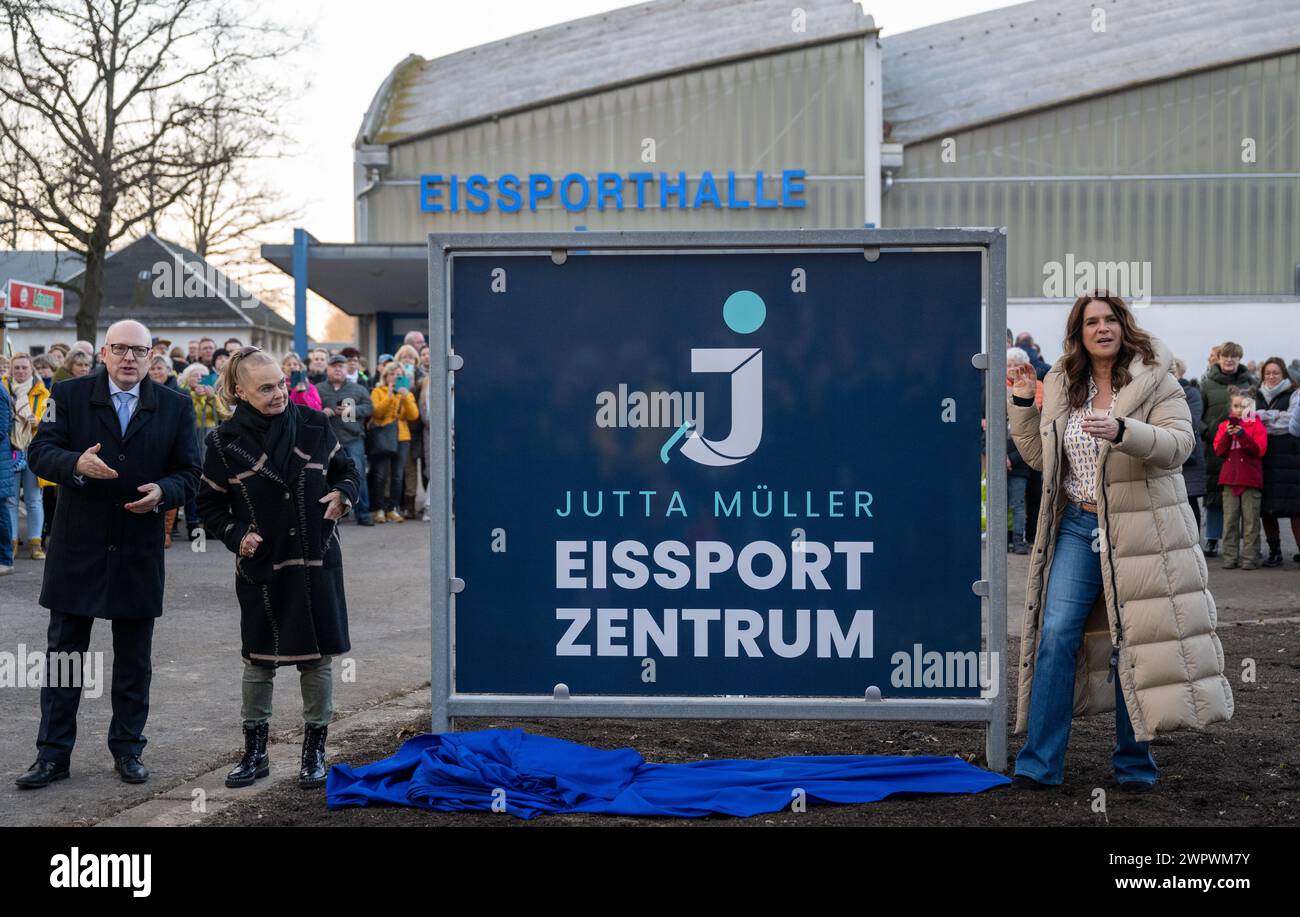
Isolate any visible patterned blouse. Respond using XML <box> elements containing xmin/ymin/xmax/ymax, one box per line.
<box><xmin>1062</xmin><ymin>374</ymin><xmax>1120</xmax><ymax>505</ymax></box>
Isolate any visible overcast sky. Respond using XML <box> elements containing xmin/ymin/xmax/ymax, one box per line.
<box><xmin>253</xmin><ymin>0</ymin><xmax>1025</xmax><ymax>336</ymax></box>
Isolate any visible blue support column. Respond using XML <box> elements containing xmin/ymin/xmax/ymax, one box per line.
<box><xmin>292</xmin><ymin>228</ymin><xmax>310</xmax><ymax>357</ymax></box>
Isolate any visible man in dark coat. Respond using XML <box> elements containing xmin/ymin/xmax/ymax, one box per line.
<box><xmin>316</xmin><ymin>354</ymin><xmax>374</xmax><ymax>525</ymax></box>
<box><xmin>16</xmin><ymin>320</ymin><xmax>200</xmax><ymax>788</ymax></box>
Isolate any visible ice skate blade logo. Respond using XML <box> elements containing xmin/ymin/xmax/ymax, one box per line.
<box><xmin>662</xmin><ymin>290</ymin><xmax>765</xmax><ymax>467</ymax></box>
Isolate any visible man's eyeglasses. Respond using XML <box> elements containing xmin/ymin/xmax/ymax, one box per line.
<box><xmin>108</xmin><ymin>344</ymin><xmax>150</xmax><ymax>359</ymax></box>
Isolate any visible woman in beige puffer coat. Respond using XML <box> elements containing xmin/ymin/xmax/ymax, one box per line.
<box><xmin>1008</xmin><ymin>292</ymin><xmax>1233</xmax><ymax>790</ymax></box>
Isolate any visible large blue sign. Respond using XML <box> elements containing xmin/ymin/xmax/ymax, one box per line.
<box><xmin>420</xmin><ymin>170</ymin><xmax>806</xmax><ymax>214</ymax></box>
<box><xmin>452</xmin><ymin>248</ymin><xmax>983</xmax><ymax>698</ymax></box>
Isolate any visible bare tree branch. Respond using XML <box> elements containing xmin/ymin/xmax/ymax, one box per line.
<box><xmin>0</xmin><ymin>0</ymin><xmax>305</xmax><ymax>339</ymax></box>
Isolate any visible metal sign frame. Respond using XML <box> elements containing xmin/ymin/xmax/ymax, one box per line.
<box><xmin>429</xmin><ymin>229</ymin><xmax>1008</xmax><ymax>769</ymax></box>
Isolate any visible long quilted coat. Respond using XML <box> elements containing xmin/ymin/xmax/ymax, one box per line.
<box><xmin>1010</xmin><ymin>336</ymin><xmax>1233</xmax><ymax>742</ymax></box>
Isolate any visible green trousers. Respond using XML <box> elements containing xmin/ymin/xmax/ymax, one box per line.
<box><xmin>1221</xmin><ymin>486</ymin><xmax>1262</xmax><ymax>565</ymax></box>
<box><xmin>240</xmin><ymin>656</ymin><xmax>334</xmax><ymax>728</ymax></box>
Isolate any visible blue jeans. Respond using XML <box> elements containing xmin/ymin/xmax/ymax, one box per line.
<box><xmin>0</xmin><ymin>493</ymin><xmax>11</xmax><ymax>565</ymax></box>
<box><xmin>341</xmin><ymin>437</ymin><xmax>371</xmax><ymax>520</ymax></box>
<box><xmin>1205</xmin><ymin>504</ymin><xmax>1223</xmax><ymax>541</ymax></box>
<box><xmin>6</xmin><ymin>464</ymin><xmax>43</xmax><ymax>542</ymax></box>
<box><xmin>1008</xmin><ymin>475</ymin><xmax>1028</xmax><ymax>536</ymax></box>
<box><xmin>1015</xmin><ymin>502</ymin><xmax>1157</xmax><ymax>786</ymax></box>
<box><xmin>184</xmin><ymin>426</ymin><xmax>211</xmax><ymax>530</ymax></box>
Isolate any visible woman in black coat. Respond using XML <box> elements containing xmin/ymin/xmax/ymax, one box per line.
<box><xmin>1256</xmin><ymin>356</ymin><xmax>1300</xmax><ymax>566</ymax></box>
<box><xmin>1174</xmin><ymin>358</ymin><xmax>1207</xmax><ymax>530</ymax></box>
<box><xmin>196</xmin><ymin>347</ymin><xmax>361</xmax><ymax>790</ymax></box>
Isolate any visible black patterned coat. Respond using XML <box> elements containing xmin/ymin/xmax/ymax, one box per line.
<box><xmin>196</xmin><ymin>408</ymin><xmax>361</xmax><ymax>666</ymax></box>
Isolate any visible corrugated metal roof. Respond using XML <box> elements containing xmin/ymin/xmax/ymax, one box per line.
<box><xmin>882</xmin><ymin>0</ymin><xmax>1300</xmax><ymax>144</ymax></box>
<box><xmin>358</xmin><ymin>0</ymin><xmax>875</xmax><ymax>147</ymax></box>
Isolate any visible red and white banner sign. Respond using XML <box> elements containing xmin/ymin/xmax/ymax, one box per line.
<box><xmin>1</xmin><ymin>280</ymin><xmax>64</xmax><ymax>320</ymax></box>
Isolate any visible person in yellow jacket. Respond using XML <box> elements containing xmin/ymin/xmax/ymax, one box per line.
<box><xmin>368</xmin><ymin>362</ymin><xmax>420</xmax><ymax>523</ymax></box>
<box><xmin>4</xmin><ymin>353</ymin><xmax>51</xmax><ymax>560</ymax></box>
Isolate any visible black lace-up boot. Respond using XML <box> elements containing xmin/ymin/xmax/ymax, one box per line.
<box><xmin>299</xmin><ymin>724</ymin><xmax>328</xmax><ymax>789</ymax></box>
<box><xmin>226</xmin><ymin>722</ymin><xmax>270</xmax><ymax>788</ymax></box>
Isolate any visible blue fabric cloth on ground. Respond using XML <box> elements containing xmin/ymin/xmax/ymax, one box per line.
<box><xmin>325</xmin><ymin>728</ymin><xmax>1011</xmax><ymax>819</ymax></box>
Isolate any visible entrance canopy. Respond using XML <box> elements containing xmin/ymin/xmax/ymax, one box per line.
<box><xmin>261</xmin><ymin>236</ymin><xmax>426</xmax><ymax>317</ymax></box>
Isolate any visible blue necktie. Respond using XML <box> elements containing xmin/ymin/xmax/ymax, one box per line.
<box><xmin>115</xmin><ymin>392</ymin><xmax>134</xmax><ymax>435</ymax></box>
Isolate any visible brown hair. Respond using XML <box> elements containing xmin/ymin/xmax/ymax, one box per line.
<box><xmin>216</xmin><ymin>346</ymin><xmax>279</xmax><ymax>410</ymax></box>
<box><xmin>1219</xmin><ymin>341</ymin><xmax>1244</xmax><ymax>359</ymax></box>
<box><xmin>1060</xmin><ymin>291</ymin><xmax>1157</xmax><ymax>409</ymax></box>
<box><xmin>1227</xmin><ymin>385</ymin><xmax>1257</xmax><ymax>404</ymax></box>
<box><xmin>1260</xmin><ymin>356</ymin><xmax>1288</xmax><ymax>382</ymax></box>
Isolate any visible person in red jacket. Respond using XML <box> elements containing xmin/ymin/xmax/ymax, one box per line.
<box><xmin>1213</xmin><ymin>387</ymin><xmax>1268</xmax><ymax>569</ymax></box>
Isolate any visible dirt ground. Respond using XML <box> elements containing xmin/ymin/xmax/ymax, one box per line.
<box><xmin>205</xmin><ymin>621</ymin><xmax>1299</xmax><ymax>827</ymax></box>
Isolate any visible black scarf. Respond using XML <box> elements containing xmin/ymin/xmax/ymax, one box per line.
<box><xmin>229</xmin><ymin>399</ymin><xmax>300</xmax><ymax>477</ymax></box>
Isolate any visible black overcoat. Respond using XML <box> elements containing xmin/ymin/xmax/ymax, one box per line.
<box><xmin>26</xmin><ymin>372</ymin><xmax>201</xmax><ymax>619</ymax></box>
<box><xmin>1259</xmin><ymin>387</ymin><xmax>1300</xmax><ymax>517</ymax></box>
<box><xmin>196</xmin><ymin>406</ymin><xmax>361</xmax><ymax>666</ymax></box>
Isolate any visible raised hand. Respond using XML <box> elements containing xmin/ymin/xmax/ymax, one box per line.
<box><xmin>1009</xmin><ymin>362</ymin><xmax>1037</xmax><ymax>399</ymax></box>
<box><xmin>75</xmin><ymin>442</ymin><xmax>119</xmax><ymax>479</ymax></box>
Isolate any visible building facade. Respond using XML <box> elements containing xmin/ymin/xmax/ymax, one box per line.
<box><xmin>268</xmin><ymin>0</ymin><xmax>882</xmax><ymax>358</ymax></box>
<box><xmin>266</xmin><ymin>0</ymin><xmax>1300</xmax><ymax>369</ymax></box>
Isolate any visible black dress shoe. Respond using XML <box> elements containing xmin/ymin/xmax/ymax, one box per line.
<box><xmin>114</xmin><ymin>755</ymin><xmax>149</xmax><ymax>784</ymax></box>
<box><xmin>1012</xmin><ymin>773</ymin><xmax>1051</xmax><ymax>790</ymax></box>
<box><xmin>15</xmin><ymin>760</ymin><xmax>70</xmax><ymax>789</ymax></box>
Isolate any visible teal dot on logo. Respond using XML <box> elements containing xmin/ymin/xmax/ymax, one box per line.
<box><xmin>723</xmin><ymin>290</ymin><xmax>766</xmax><ymax>334</ymax></box>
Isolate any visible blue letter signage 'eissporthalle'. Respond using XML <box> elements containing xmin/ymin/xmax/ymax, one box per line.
<box><xmin>419</xmin><ymin>169</ymin><xmax>807</xmax><ymax>214</ymax></box>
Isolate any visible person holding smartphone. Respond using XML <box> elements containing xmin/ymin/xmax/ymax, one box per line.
<box><xmin>392</xmin><ymin>344</ymin><xmax>424</xmax><ymax>519</ymax></box>
<box><xmin>1212</xmin><ymin>387</ymin><xmax>1267</xmax><ymax>569</ymax></box>
<box><xmin>282</xmin><ymin>353</ymin><xmax>322</xmax><ymax>412</ymax></box>
<box><xmin>1007</xmin><ymin>291</ymin><xmax>1231</xmax><ymax>792</ymax></box>
<box><xmin>368</xmin><ymin>362</ymin><xmax>419</xmax><ymax>523</ymax></box>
